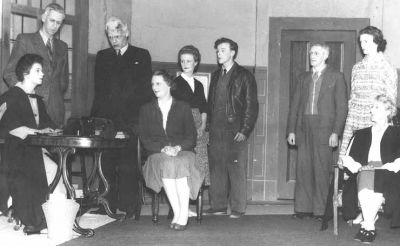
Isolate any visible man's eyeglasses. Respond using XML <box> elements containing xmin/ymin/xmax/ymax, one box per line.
<box><xmin>108</xmin><ymin>35</ymin><xmax>124</xmax><ymax>41</ymax></box>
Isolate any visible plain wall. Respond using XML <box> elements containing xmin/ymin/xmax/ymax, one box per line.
<box><xmin>89</xmin><ymin>0</ymin><xmax>400</xmax><ymax>67</ymax></box>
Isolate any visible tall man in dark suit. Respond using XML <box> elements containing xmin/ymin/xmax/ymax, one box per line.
<box><xmin>90</xmin><ymin>17</ymin><xmax>152</xmax><ymax>218</ymax></box>
<box><xmin>205</xmin><ymin>38</ymin><xmax>258</xmax><ymax>219</ymax></box>
<box><xmin>3</xmin><ymin>3</ymin><xmax>68</xmax><ymax>127</ymax></box>
<box><xmin>287</xmin><ymin>42</ymin><xmax>348</xmax><ymax>219</ymax></box>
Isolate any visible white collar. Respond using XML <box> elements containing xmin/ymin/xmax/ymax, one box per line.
<box><xmin>222</xmin><ymin>62</ymin><xmax>235</xmax><ymax>73</ymax></box>
<box><xmin>39</xmin><ymin>30</ymin><xmax>52</xmax><ymax>45</ymax></box>
<box><xmin>117</xmin><ymin>44</ymin><xmax>129</xmax><ymax>55</ymax></box>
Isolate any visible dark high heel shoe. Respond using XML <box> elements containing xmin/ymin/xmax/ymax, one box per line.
<box><xmin>173</xmin><ymin>221</ymin><xmax>188</xmax><ymax>231</ymax></box>
<box><xmin>23</xmin><ymin>220</ymin><xmax>47</xmax><ymax>235</ymax></box>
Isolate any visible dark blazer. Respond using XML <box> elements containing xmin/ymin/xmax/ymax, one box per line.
<box><xmin>172</xmin><ymin>75</ymin><xmax>208</xmax><ymax>114</ymax></box>
<box><xmin>287</xmin><ymin>66</ymin><xmax>348</xmax><ymax>143</ymax></box>
<box><xmin>3</xmin><ymin>32</ymin><xmax>68</xmax><ymax>127</ymax></box>
<box><xmin>208</xmin><ymin>63</ymin><xmax>258</xmax><ymax>137</ymax></box>
<box><xmin>0</xmin><ymin>86</ymin><xmax>55</xmax><ymax>227</ymax></box>
<box><xmin>91</xmin><ymin>45</ymin><xmax>152</xmax><ymax>133</ymax></box>
<box><xmin>138</xmin><ymin>99</ymin><xmax>196</xmax><ymax>155</ymax></box>
<box><xmin>343</xmin><ymin>126</ymin><xmax>400</xmax><ymax>227</ymax></box>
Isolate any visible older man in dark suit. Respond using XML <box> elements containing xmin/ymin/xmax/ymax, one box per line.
<box><xmin>287</xmin><ymin>42</ymin><xmax>348</xmax><ymax>219</ymax></box>
<box><xmin>90</xmin><ymin>17</ymin><xmax>152</xmax><ymax>218</ymax></box>
<box><xmin>3</xmin><ymin>3</ymin><xmax>68</xmax><ymax>128</ymax></box>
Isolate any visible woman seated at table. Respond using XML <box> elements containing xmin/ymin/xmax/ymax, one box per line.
<box><xmin>138</xmin><ymin>70</ymin><xmax>201</xmax><ymax>231</ymax></box>
<box><xmin>341</xmin><ymin>94</ymin><xmax>400</xmax><ymax>243</ymax></box>
<box><xmin>0</xmin><ymin>54</ymin><xmax>65</xmax><ymax>234</ymax></box>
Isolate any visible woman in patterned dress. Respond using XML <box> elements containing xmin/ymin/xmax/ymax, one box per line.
<box><xmin>172</xmin><ymin>45</ymin><xmax>210</xmax><ymax>187</ymax></box>
<box><xmin>339</xmin><ymin>26</ymin><xmax>398</xmax><ymax>164</ymax></box>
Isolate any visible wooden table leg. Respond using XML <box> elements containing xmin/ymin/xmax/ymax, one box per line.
<box><xmin>53</xmin><ymin>147</ymin><xmax>95</xmax><ymax>237</ymax></box>
<box><xmin>96</xmin><ymin>151</ymin><xmax>125</xmax><ymax>221</ymax></box>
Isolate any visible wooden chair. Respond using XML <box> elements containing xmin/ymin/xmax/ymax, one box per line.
<box><xmin>330</xmin><ymin>110</ymin><xmax>400</xmax><ymax>235</ymax></box>
<box><xmin>136</xmin><ymin>138</ymin><xmax>204</xmax><ymax>224</ymax></box>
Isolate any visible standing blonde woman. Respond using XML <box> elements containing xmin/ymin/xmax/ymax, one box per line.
<box><xmin>339</xmin><ymin>26</ymin><xmax>398</xmax><ymax>165</ymax></box>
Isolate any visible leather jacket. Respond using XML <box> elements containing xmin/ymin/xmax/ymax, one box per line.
<box><xmin>208</xmin><ymin>63</ymin><xmax>258</xmax><ymax>137</ymax></box>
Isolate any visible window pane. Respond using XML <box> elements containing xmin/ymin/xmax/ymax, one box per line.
<box><xmin>68</xmin><ymin>49</ymin><xmax>73</xmax><ymax>73</ymax></box>
<box><xmin>65</xmin><ymin>0</ymin><xmax>75</xmax><ymax>15</ymax></box>
<box><xmin>22</xmin><ymin>16</ymin><xmax>37</xmax><ymax>33</ymax></box>
<box><xmin>60</xmin><ymin>24</ymin><xmax>72</xmax><ymax>47</ymax></box>
<box><xmin>11</xmin><ymin>14</ymin><xmax>22</xmax><ymax>39</ymax></box>
<box><xmin>16</xmin><ymin>0</ymin><xmax>28</xmax><ymax>6</ymax></box>
<box><xmin>31</xmin><ymin>0</ymin><xmax>41</xmax><ymax>8</ymax></box>
<box><xmin>55</xmin><ymin>0</ymin><xmax>65</xmax><ymax>9</ymax></box>
<box><xmin>41</xmin><ymin>0</ymin><xmax>52</xmax><ymax>9</ymax></box>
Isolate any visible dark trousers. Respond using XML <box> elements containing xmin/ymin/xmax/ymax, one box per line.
<box><xmin>0</xmin><ymin>146</ymin><xmax>9</xmax><ymax>213</ymax></box>
<box><xmin>208</xmin><ymin>129</ymin><xmax>248</xmax><ymax>213</ymax></box>
<box><xmin>295</xmin><ymin>115</ymin><xmax>333</xmax><ymax>216</ymax></box>
<box><xmin>100</xmin><ymin>136</ymin><xmax>140</xmax><ymax>213</ymax></box>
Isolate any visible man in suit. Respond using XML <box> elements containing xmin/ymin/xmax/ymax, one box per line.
<box><xmin>287</xmin><ymin>42</ymin><xmax>348</xmax><ymax>219</ymax></box>
<box><xmin>3</xmin><ymin>3</ymin><xmax>68</xmax><ymax>127</ymax></box>
<box><xmin>90</xmin><ymin>17</ymin><xmax>152</xmax><ymax>218</ymax></box>
<box><xmin>205</xmin><ymin>37</ymin><xmax>258</xmax><ymax>219</ymax></box>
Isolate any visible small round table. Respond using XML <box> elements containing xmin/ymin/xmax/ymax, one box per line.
<box><xmin>26</xmin><ymin>135</ymin><xmax>128</xmax><ymax>237</ymax></box>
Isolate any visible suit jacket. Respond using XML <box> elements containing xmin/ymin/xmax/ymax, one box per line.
<box><xmin>91</xmin><ymin>45</ymin><xmax>152</xmax><ymax>133</ymax></box>
<box><xmin>3</xmin><ymin>32</ymin><xmax>69</xmax><ymax>127</ymax></box>
<box><xmin>208</xmin><ymin>63</ymin><xmax>258</xmax><ymax>137</ymax></box>
<box><xmin>287</xmin><ymin>66</ymin><xmax>348</xmax><ymax>143</ymax></box>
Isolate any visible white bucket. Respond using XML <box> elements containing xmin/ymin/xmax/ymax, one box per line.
<box><xmin>42</xmin><ymin>197</ymin><xmax>80</xmax><ymax>243</ymax></box>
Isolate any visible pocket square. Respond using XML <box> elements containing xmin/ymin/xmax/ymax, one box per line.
<box><xmin>134</xmin><ymin>61</ymin><xmax>139</xmax><ymax>64</ymax></box>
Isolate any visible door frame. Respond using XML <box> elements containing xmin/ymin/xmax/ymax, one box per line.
<box><xmin>267</xmin><ymin>17</ymin><xmax>369</xmax><ymax>199</ymax></box>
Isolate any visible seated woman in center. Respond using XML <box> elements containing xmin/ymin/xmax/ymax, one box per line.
<box><xmin>138</xmin><ymin>70</ymin><xmax>201</xmax><ymax>231</ymax></box>
<box><xmin>341</xmin><ymin>94</ymin><xmax>400</xmax><ymax>244</ymax></box>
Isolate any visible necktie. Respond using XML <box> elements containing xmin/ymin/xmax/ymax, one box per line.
<box><xmin>312</xmin><ymin>71</ymin><xmax>319</xmax><ymax>82</ymax></box>
<box><xmin>223</xmin><ymin>69</ymin><xmax>227</xmax><ymax>76</ymax></box>
<box><xmin>46</xmin><ymin>39</ymin><xmax>53</xmax><ymax>61</ymax></box>
<box><xmin>117</xmin><ymin>49</ymin><xmax>122</xmax><ymax>56</ymax></box>
<box><xmin>27</xmin><ymin>93</ymin><xmax>41</xmax><ymax>99</ymax></box>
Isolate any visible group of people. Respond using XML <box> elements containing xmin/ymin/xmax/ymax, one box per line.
<box><xmin>287</xmin><ymin>26</ymin><xmax>400</xmax><ymax>243</ymax></box>
<box><xmin>0</xmin><ymin>2</ymin><xmax>399</xmax><ymax>243</ymax></box>
<box><xmin>0</xmin><ymin>3</ymin><xmax>259</xmax><ymax>235</ymax></box>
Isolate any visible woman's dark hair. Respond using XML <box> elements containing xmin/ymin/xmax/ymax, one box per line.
<box><xmin>177</xmin><ymin>45</ymin><xmax>201</xmax><ymax>72</ymax></box>
<box><xmin>214</xmin><ymin>37</ymin><xmax>238</xmax><ymax>60</ymax></box>
<box><xmin>359</xmin><ymin>26</ymin><xmax>387</xmax><ymax>52</ymax></box>
<box><xmin>15</xmin><ymin>54</ymin><xmax>44</xmax><ymax>81</ymax></box>
<box><xmin>152</xmin><ymin>70</ymin><xmax>176</xmax><ymax>90</ymax></box>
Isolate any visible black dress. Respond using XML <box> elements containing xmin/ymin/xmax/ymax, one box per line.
<box><xmin>0</xmin><ymin>86</ymin><xmax>55</xmax><ymax>227</ymax></box>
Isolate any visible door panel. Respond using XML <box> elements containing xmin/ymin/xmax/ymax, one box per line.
<box><xmin>277</xmin><ymin>30</ymin><xmax>356</xmax><ymax>199</ymax></box>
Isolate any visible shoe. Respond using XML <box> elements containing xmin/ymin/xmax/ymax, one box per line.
<box><xmin>361</xmin><ymin>230</ymin><xmax>376</xmax><ymax>244</ymax></box>
<box><xmin>292</xmin><ymin>212</ymin><xmax>312</xmax><ymax>219</ymax></box>
<box><xmin>229</xmin><ymin>211</ymin><xmax>244</xmax><ymax>219</ymax></box>
<box><xmin>173</xmin><ymin>223</ymin><xmax>188</xmax><ymax>231</ymax></box>
<box><xmin>203</xmin><ymin>208</ymin><xmax>227</xmax><ymax>215</ymax></box>
<box><xmin>23</xmin><ymin>222</ymin><xmax>46</xmax><ymax>235</ymax></box>
<box><xmin>354</xmin><ymin>228</ymin><xmax>366</xmax><ymax>242</ymax></box>
<box><xmin>169</xmin><ymin>223</ymin><xmax>176</xmax><ymax>229</ymax></box>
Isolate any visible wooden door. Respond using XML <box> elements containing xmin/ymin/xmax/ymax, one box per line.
<box><xmin>277</xmin><ymin>30</ymin><xmax>356</xmax><ymax>199</ymax></box>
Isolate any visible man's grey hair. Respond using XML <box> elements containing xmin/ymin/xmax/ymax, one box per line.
<box><xmin>42</xmin><ymin>3</ymin><xmax>65</xmax><ymax>19</ymax></box>
<box><xmin>105</xmin><ymin>17</ymin><xmax>129</xmax><ymax>36</ymax></box>
<box><xmin>310</xmin><ymin>42</ymin><xmax>330</xmax><ymax>57</ymax></box>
